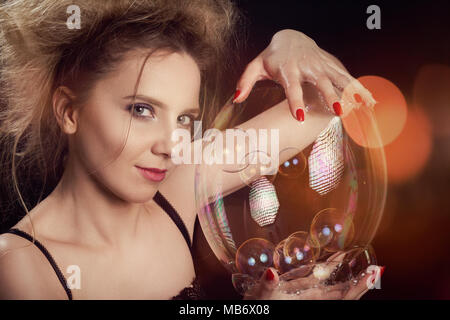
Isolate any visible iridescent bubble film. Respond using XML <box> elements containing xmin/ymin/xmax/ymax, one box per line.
<box><xmin>195</xmin><ymin>83</ymin><xmax>387</xmax><ymax>295</ymax></box>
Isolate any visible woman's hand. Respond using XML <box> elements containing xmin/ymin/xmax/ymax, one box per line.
<box><xmin>243</xmin><ymin>252</ymin><xmax>384</xmax><ymax>300</ymax></box>
<box><xmin>243</xmin><ymin>268</ymin><xmax>376</xmax><ymax>300</ymax></box>
<box><xmin>233</xmin><ymin>29</ymin><xmax>376</xmax><ymax>121</ymax></box>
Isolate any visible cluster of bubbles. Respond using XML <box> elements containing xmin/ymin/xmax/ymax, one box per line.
<box><xmin>235</xmin><ymin>208</ymin><xmax>355</xmax><ymax>279</ymax></box>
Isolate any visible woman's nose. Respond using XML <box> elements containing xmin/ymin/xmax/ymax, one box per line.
<box><xmin>150</xmin><ymin>124</ymin><xmax>178</xmax><ymax>159</ymax></box>
<box><xmin>151</xmin><ymin>141</ymin><xmax>171</xmax><ymax>159</ymax></box>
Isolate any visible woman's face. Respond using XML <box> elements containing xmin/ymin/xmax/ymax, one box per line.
<box><xmin>71</xmin><ymin>49</ymin><xmax>201</xmax><ymax>203</ymax></box>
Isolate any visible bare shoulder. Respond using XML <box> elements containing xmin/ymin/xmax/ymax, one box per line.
<box><xmin>0</xmin><ymin>231</ymin><xmax>68</xmax><ymax>299</ymax></box>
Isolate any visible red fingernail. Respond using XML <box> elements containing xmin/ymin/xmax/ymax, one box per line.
<box><xmin>354</xmin><ymin>93</ymin><xmax>363</xmax><ymax>103</ymax></box>
<box><xmin>379</xmin><ymin>266</ymin><xmax>385</xmax><ymax>277</ymax></box>
<box><xmin>296</xmin><ymin>108</ymin><xmax>304</xmax><ymax>122</ymax></box>
<box><xmin>332</xmin><ymin>102</ymin><xmax>342</xmax><ymax>116</ymax></box>
<box><xmin>233</xmin><ymin>89</ymin><xmax>241</xmax><ymax>103</ymax></box>
<box><xmin>266</xmin><ymin>269</ymin><xmax>275</xmax><ymax>281</ymax></box>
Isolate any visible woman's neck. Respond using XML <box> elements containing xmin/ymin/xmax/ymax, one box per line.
<box><xmin>49</xmin><ymin>156</ymin><xmax>149</xmax><ymax>250</ymax></box>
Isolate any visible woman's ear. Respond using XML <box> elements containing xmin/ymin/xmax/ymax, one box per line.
<box><xmin>53</xmin><ymin>86</ymin><xmax>79</xmax><ymax>134</ymax></box>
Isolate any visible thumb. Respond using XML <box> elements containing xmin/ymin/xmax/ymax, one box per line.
<box><xmin>234</xmin><ymin>56</ymin><xmax>269</xmax><ymax>104</ymax></box>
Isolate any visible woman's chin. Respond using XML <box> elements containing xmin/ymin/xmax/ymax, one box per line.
<box><xmin>127</xmin><ymin>190</ymin><xmax>158</xmax><ymax>204</ymax></box>
<box><xmin>109</xmin><ymin>182</ymin><xmax>158</xmax><ymax>204</ymax></box>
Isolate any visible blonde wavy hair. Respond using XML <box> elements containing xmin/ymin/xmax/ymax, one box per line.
<box><xmin>0</xmin><ymin>0</ymin><xmax>244</xmax><ymax>230</ymax></box>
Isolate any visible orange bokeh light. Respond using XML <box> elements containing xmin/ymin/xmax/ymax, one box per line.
<box><xmin>342</xmin><ymin>75</ymin><xmax>408</xmax><ymax>148</ymax></box>
<box><xmin>384</xmin><ymin>107</ymin><xmax>432</xmax><ymax>184</ymax></box>
<box><xmin>413</xmin><ymin>64</ymin><xmax>450</xmax><ymax>139</ymax></box>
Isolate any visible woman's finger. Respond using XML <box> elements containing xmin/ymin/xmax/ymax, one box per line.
<box><xmin>343</xmin><ymin>274</ymin><xmax>371</xmax><ymax>300</ymax></box>
<box><xmin>343</xmin><ymin>265</ymin><xmax>384</xmax><ymax>300</ymax></box>
<box><xmin>325</xmin><ymin>61</ymin><xmax>377</xmax><ymax>108</ymax></box>
<box><xmin>244</xmin><ymin>267</ymin><xmax>279</xmax><ymax>300</ymax></box>
<box><xmin>316</xmin><ymin>76</ymin><xmax>342</xmax><ymax>116</ymax></box>
<box><xmin>325</xmin><ymin>67</ymin><xmax>363</xmax><ymax>114</ymax></box>
<box><xmin>281</xmin><ymin>74</ymin><xmax>306</xmax><ymax>122</ymax></box>
<box><xmin>348</xmin><ymin>78</ymin><xmax>377</xmax><ymax>107</ymax></box>
<box><xmin>234</xmin><ymin>56</ymin><xmax>269</xmax><ymax>104</ymax></box>
<box><xmin>325</xmin><ymin>62</ymin><xmax>352</xmax><ymax>91</ymax></box>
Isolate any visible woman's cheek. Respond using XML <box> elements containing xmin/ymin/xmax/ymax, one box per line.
<box><xmin>81</xmin><ymin>113</ymin><xmax>157</xmax><ymax>202</ymax></box>
<box><xmin>75</xmin><ymin>105</ymin><xmax>131</xmax><ymax>174</ymax></box>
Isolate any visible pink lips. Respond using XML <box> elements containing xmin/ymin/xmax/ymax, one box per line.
<box><xmin>136</xmin><ymin>166</ymin><xmax>167</xmax><ymax>182</ymax></box>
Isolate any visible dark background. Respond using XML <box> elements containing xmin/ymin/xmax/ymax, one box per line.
<box><xmin>193</xmin><ymin>0</ymin><xmax>450</xmax><ymax>299</ymax></box>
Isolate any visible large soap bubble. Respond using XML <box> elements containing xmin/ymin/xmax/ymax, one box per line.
<box><xmin>195</xmin><ymin>82</ymin><xmax>387</xmax><ymax>297</ymax></box>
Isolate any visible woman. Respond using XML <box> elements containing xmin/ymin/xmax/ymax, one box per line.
<box><xmin>0</xmin><ymin>0</ymin><xmax>378</xmax><ymax>299</ymax></box>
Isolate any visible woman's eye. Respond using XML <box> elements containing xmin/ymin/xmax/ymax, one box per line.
<box><xmin>128</xmin><ymin>104</ymin><xmax>155</xmax><ymax>119</ymax></box>
<box><xmin>177</xmin><ymin>114</ymin><xmax>194</xmax><ymax>127</ymax></box>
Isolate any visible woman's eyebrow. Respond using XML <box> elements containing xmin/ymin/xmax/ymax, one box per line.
<box><xmin>123</xmin><ymin>94</ymin><xmax>168</xmax><ymax>109</ymax></box>
<box><xmin>123</xmin><ymin>94</ymin><xmax>200</xmax><ymax>114</ymax></box>
<box><xmin>183</xmin><ymin>108</ymin><xmax>201</xmax><ymax>115</ymax></box>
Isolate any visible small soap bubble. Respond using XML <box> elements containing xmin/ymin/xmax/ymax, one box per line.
<box><xmin>310</xmin><ymin>208</ymin><xmax>355</xmax><ymax>252</ymax></box>
<box><xmin>278</xmin><ymin>148</ymin><xmax>306</xmax><ymax>178</ymax></box>
<box><xmin>236</xmin><ymin>238</ymin><xmax>275</xmax><ymax>279</ymax></box>
<box><xmin>273</xmin><ymin>231</ymin><xmax>318</xmax><ymax>275</ymax></box>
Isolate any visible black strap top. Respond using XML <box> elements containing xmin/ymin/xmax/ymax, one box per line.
<box><xmin>152</xmin><ymin>190</ymin><xmax>192</xmax><ymax>254</ymax></box>
<box><xmin>6</xmin><ymin>228</ymin><xmax>73</xmax><ymax>300</ymax></box>
<box><xmin>4</xmin><ymin>191</ymin><xmax>205</xmax><ymax>300</ymax></box>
